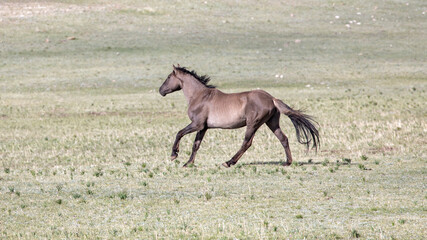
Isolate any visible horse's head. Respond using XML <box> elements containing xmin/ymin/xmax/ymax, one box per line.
<box><xmin>159</xmin><ymin>65</ymin><xmax>182</xmax><ymax>97</ymax></box>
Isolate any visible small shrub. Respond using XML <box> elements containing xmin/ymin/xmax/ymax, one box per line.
<box><xmin>55</xmin><ymin>199</ymin><xmax>62</xmax><ymax>205</ymax></box>
<box><xmin>330</xmin><ymin>233</ymin><xmax>342</xmax><ymax>239</ymax></box>
<box><xmin>351</xmin><ymin>229</ymin><xmax>360</xmax><ymax>238</ymax></box>
<box><xmin>263</xmin><ymin>220</ymin><xmax>269</xmax><ymax>228</ymax></box>
<box><xmin>72</xmin><ymin>193</ymin><xmax>82</xmax><ymax>199</ymax></box>
<box><xmin>322</xmin><ymin>159</ymin><xmax>329</xmax><ymax>166</ymax></box>
<box><xmin>360</xmin><ymin>155</ymin><xmax>368</xmax><ymax>161</ymax></box>
<box><xmin>205</xmin><ymin>192</ymin><xmax>212</xmax><ymax>201</ymax></box>
<box><xmin>4</xmin><ymin>168</ymin><xmax>10</xmax><ymax>174</ymax></box>
<box><xmin>398</xmin><ymin>219</ymin><xmax>406</xmax><ymax>224</ymax></box>
<box><xmin>87</xmin><ymin>189</ymin><xmax>94</xmax><ymax>195</ymax></box>
<box><xmin>342</xmin><ymin>158</ymin><xmax>351</xmax><ymax>164</ymax></box>
<box><xmin>358</xmin><ymin>164</ymin><xmax>367</xmax><ymax>170</ymax></box>
<box><xmin>124</xmin><ymin>162</ymin><xmax>131</xmax><ymax>166</ymax></box>
<box><xmin>93</xmin><ymin>168</ymin><xmax>103</xmax><ymax>177</ymax></box>
<box><xmin>117</xmin><ymin>191</ymin><xmax>128</xmax><ymax>200</ymax></box>
<box><xmin>295</xmin><ymin>214</ymin><xmax>303</xmax><ymax>219</ymax></box>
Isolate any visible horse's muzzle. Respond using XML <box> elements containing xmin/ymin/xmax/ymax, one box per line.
<box><xmin>159</xmin><ymin>88</ymin><xmax>166</xmax><ymax>97</ymax></box>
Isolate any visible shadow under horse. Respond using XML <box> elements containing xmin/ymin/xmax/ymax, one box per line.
<box><xmin>159</xmin><ymin>65</ymin><xmax>319</xmax><ymax>167</ymax></box>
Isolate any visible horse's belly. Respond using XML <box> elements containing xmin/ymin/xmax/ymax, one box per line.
<box><xmin>206</xmin><ymin>94</ymin><xmax>247</xmax><ymax>129</ymax></box>
<box><xmin>207</xmin><ymin>111</ymin><xmax>245</xmax><ymax>129</ymax></box>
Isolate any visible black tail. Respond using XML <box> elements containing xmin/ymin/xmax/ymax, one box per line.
<box><xmin>273</xmin><ymin>98</ymin><xmax>320</xmax><ymax>151</ymax></box>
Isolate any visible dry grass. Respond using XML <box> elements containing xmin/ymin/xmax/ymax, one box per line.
<box><xmin>0</xmin><ymin>0</ymin><xmax>426</xmax><ymax>239</ymax></box>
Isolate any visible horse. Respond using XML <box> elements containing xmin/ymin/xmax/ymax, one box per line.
<box><xmin>159</xmin><ymin>65</ymin><xmax>319</xmax><ymax>167</ymax></box>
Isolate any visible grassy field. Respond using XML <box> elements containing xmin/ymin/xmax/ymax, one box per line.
<box><xmin>1</xmin><ymin>0</ymin><xmax>426</xmax><ymax>239</ymax></box>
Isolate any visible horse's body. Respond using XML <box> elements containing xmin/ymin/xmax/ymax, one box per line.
<box><xmin>159</xmin><ymin>65</ymin><xmax>319</xmax><ymax>167</ymax></box>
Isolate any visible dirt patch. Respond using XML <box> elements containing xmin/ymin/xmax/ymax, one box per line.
<box><xmin>368</xmin><ymin>146</ymin><xmax>395</xmax><ymax>154</ymax></box>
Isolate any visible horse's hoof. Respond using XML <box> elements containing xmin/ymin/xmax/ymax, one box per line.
<box><xmin>284</xmin><ymin>162</ymin><xmax>292</xmax><ymax>166</ymax></box>
<box><xmin>222</xmin><ymin>162</ymin><xmax>230</xmax><ymax>168</ymax></box>
<box><xmin>183</xmin><ymin>163</ymin><xmax>194</xmax><ymax>168</ymax></box>
<box><xmin>171</xmin><ymin>155</ymin><xmax>178</xmax><ymax>161</ymax></box>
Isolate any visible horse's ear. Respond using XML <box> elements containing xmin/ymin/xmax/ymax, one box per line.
<box><xmin>172</xmin><ymin>64</ymin><xmax>180</xmax><ymax>75</ymax></box>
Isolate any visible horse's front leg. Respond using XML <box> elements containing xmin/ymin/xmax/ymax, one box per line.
<box><xmin>183</xmin><ymin>127</ymin><xmax>207</xmax><ymax>167</ymax></box>
<box><xmin>171</xmin><ymin>122</ymin><xmax>202</xmax><ymax>160</ymax></box>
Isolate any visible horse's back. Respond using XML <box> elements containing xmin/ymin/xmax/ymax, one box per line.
<box><xmin>247</xmin><ymin>89</ymin><xmax>275</xmax><ymax>105</ymax></box>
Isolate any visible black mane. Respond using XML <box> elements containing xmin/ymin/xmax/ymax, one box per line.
<box><xmin>176</xmin><ymin>67</ymin><xmax>216</xmax><ymax>88</ymax></box>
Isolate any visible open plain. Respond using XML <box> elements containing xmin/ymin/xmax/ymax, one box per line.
<box><xmin>0</xmin><ymin>0</ymin><xmax>426</xmax><ymax>239</ymax></box>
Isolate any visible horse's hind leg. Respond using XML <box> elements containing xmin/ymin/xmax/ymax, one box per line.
<box><xmin>183</xmin><ymin>127</ymin><xmax>207</xmax><ymax>167</ymax></box>
<box><xmin>266</xmin><ymin>112</ymin><xmax>293</xmax><ymax>166</ymax></box>
<box><xmin>223</xmin><ymin>125</ymin><xmax>259</xmax><ymax>168</ymax></box>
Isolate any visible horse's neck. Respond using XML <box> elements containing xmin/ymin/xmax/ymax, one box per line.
<box><xmin>181</xmin><ymin>76</ymin><xmax>206</xmax><ymax>104</ymax></box>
